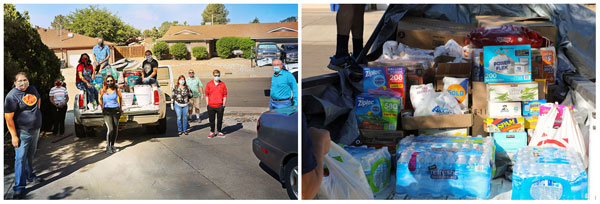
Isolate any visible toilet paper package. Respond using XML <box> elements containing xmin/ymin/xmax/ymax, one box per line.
<box><xmin>483</xmin><ymin>45</ymin><xmax>532</xmax><ymax>83</ymax></box>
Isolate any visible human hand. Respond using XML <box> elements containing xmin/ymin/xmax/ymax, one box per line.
<box><xmin>308</xmin><ymin>127</ymin><xmax>330</xmax><ymax>157</ymax></box>
<box><xmin>12</xmin><ymin>136</ymin><xmax>20</xmax><ymax>148</ymax></box>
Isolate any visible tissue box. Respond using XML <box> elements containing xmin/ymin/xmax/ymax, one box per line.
<box><xmin>484</xmin><ymin>117</ymin><xmax>525</xmax><ymax>133</ymax></box>
<box><xmin>488</xmin><ymin>102</ymin><xmax>521</xmax><ymax>117</ymax></box>
<box><xmin>483</xmin><ymin>45</ymin><xmax>532</xmax><ymax>83</ymax></box>
<box><xmin>493</xmin><ymin>132</ymin><xmax>527</xmax><ymax>153</ymax></box>
<box><xmin>487</xmin><ymin>82</ymin><xmax>538</xmax><ymax>102</ymax></box>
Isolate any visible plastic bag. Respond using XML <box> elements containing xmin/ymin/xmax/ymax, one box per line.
<box><xmin>442</xmin><ymin>77</ymin><xmax>469</xmax><ymax>111</ymax></box>
<box><xmin>434</xmin><ymin>39</ymin><xmax>467</xmax><ymax>63</ymax></box>
<box><xmin>414</xmin><ymin>91</ymin><xmax>462</xmax><ymax>117</ymax></box>
<box><xmin>409</xmin><ymin>83</ymin><xmax>434</xmax><ymax>109</ymax></box>
<box><xmin>381</xmin><ymin>41</ymin><xmax>400</xmax><ymax>60</ymax></box>
<box><xmin>468</xmin><ymin>25</ymin><xmax>552</xmax><ymax>48</ymax></box>
<box><xmin>318</xmin><ymin>141</ymin><xmax>374</xmax><ymax>199</ymax></box>
<box><xmin>529</xmin><ymin>103</ymin><xmax>588</xmax><ymax>168</ymax></box>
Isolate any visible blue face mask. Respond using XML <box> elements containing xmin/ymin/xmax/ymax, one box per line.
<box><xmin>273</xmin><ymin>66</ymin><xmax>281</xmax><ymax>73</ymax></box>
<box><xmin>179</xmin><ymin>80</ymin><xmax>185</xmax><ymax>85</ymax></box>
<box><xmin>214</xmin><ymin>76</ymin><xmax>220</xmax><ymax>81</ymax></box>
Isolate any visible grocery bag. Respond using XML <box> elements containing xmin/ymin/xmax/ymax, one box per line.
<box><xmin>318</xmin><ymin>141</ymin><xmax>374</xmax><ymax>199</ymax></box>
<box><xmin>529</xmin><ymin>103</ymin><xmax>588</xmax><ymax>168</ymax></box>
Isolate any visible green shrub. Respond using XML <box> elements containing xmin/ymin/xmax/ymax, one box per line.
<box><xmin>170</xmin><ymin>42</ymin><xmax>189</xmax><ymax>60</ymax></box>
<box><xmin>216</xmin><ymin>37</ymin><xmax>256</xmax><ymax>59</ymax></box>
<box><xmin>152</xmin><ymin>41</ymin><xmax>169</xmax><ymax>60</ymax></box>
<box><xmin>192</xmin><ymin>46</ymin><xmax>208</xmax><ymax>60</ymax></box>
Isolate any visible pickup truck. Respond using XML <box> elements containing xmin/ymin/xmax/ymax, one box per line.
<box><xmin>73</xmin><ymin>64</ymin><xmax>172</xmax><ymax>137</ymax></box>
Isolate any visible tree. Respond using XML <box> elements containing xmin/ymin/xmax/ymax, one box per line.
<box><xmin>142</xmin><ymin>29</ymin><xmax>152</xmax><ymax>38</ymax></box>
<box><xmin>201</xmin><ymin>4</ymin><xmax>230</xmax><ymax>25</ymax></box>
<box><xmin>158</xmin><ymin>21</ymin><xmax>182</xmax><ymax>38</ymax></box>
<box><xmin>50</xmin><ymin>14</ymin><xmax>69</xmax><ymax>29</ymax></box>
<box><xmin>65</xmin><ymin>5</ymin><xmax>140</xmax><ymax>45</ymax></box>
<box><xmin>152</xmin><ymin>41</ymin><xmax>170</xmax><ymax>60</ymax></box>
<box><xmin>280</xmin><ymin>16</ymin><xmax>297</xmax><ymax>22</ymax></box>
<box><xmin>250</xmin><ymin>17</ymin><xmax>260</xmax><ymax>24</ymax></box>
<box><xmin>170</xmin><ymin>43</ymin><xmax>189</xmax><ymax>60</ymax></box>
<box><xmin>4</xmin><ymin>4</ymin><xmax>63</xmax><ymax>133</ymax></box>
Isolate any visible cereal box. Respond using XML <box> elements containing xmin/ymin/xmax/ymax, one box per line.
<box><xmin>522</xmin><ymin>100</ymin><xmax>546</xmax><ymax>117</ymax></box>
<box><xmin>483</xmin><ymin>45</ymin><xmax>532</xmax><ymax>83</ymax></box>
<box><xmin>484</xmin><ymin>117</ymin><xmax>525</xmax><ymax>133</ymax></box>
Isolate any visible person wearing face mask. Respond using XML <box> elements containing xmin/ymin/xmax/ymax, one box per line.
<box><xmin>171</xmin><ymin>75</ymin><xmax>194</xmax><ymax>135</ymax></box>
<box><xmin>269</xmin><ymin>59</ymin><xmax>298</xmax><ymax>110</ymax></box>
<box><xmin>138</xmin><ymin>50</ymin><xmax>159</xmax><ymax>86</ymax></box>
<box><xmin>92</xmin><ymin>38</ymin><xmax>111</xmax><ymax>74</ymax></box>
<box><xmin>4</xmin><ymin>72</ymin><xmax>44</xmax><ymax>199</ymax></box>
<box><xmin>186</xmin><ymin>69</ymin><xmax>204</xmax><ymax>122</ymax></box>
<box><xmin>76</xmin><ymin>53</ymin><xmax>99</xmax><ymax>110</ymax></box>
<box><xmin>205</xmin><ymin>69</ymin><xmax>227</xmax><ymax>138</ymax></box>
<box><xmin>49</xmin><ymin>78</ymin><xmax>69</xmax><ymax>137</ymax></box>
<box><xmin>98</xmin><ymin>75</ymin><xmax>123</xmax><ymax>154</ymax></box>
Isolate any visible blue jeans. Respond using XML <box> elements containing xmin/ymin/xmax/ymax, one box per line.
<box><xmin>269</xmin><ymin>98</ymin><xmax>292</xmax><ymax>110</ymax></box>
<box><xmin>136</xmin><ymin>77</ymin><xmax>158</xmax><ymax>86</ymax></box>
<box><xmin>174</xmin><ymin>104</ymin><xmax>189</xmax><ymax>132</ymax></box>
<box><xmin>76</xmin><ymin>81</ymin><xmax>98</xmax><ymax>104</ymax></box>
<box><xmin>13</xmin><ymin>128</ymin><xmax>40</xmax><ymax>193</ymax></box>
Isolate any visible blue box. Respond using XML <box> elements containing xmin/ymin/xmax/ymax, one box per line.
<box><xmin>363</xmin><ymin>67</ymin><xmax>388</xmax><ymax>92</ymax></box>
<box><xmin>493</xmin><ymin>132</ymin><xmax>527</xmax><ymax>153</ymax></box>
<box><xmin>522</xmin><ymin>100</ymin><xmax>546</xmax><ymax>117</ymax></box>
<box><xmin>483</xmin><ymin>45</ymin><xmax>532</xmax><ymax>83</ymax></box>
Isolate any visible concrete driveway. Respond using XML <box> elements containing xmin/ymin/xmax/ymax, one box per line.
<box><xmin>3</xmin><ymin>106</ymin><xmax>289</xmax><ymax>199</ymax></box>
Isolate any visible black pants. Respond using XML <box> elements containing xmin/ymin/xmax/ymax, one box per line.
<box><xmin>52</xmin><ymin>106</ymin><xmax>67</xmax><ymax>135</ymax></box>
<box><xmin>103</xmin><ymin>107</ymin><xmax>121</xmax><ymax>147</ymax></box>
<box><xmin>207</xmin><ymin>106</ymin><xmax>224</xmax><ymax>132</ymax></box>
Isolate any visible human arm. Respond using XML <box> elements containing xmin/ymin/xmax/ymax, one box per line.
<box><xmin>204</xmin><ymin>84</ymin><xmax>211</xmax><ymax>105</ymax></box>
<box><xmin>301</xmin><ymin>127</ymin><xmax>331</xmax><ymax>199</ymax></box>
<box><xmin>149</xmin><ymin>67</ymin><xmax>158</xmax><ymax>79</ymax></box>
<box><xmin>98</xmin><ymin>89</ymin><xmax>104</xmax><ymax>109</ymax></box>
<box><xmin>101</xmin><ymin>47</ymin><xmax>110</xmax><ymax>63</ymax></box>
<box><xmin>4</xmin><ymin>113</ymin><xmax>19</xmax><ymax>148</ymax></box>
<box><xmin>222</xmin><ymin>83</ymin><xmax>227</xmax><ymax>107</ymax></box>
<box><xmin>78</xmin><ymin>67</ymin><xmax>92</xmax><ymax>86</ymax></box>
<box><xmin>49</xmin><ymin>96</ymin><xmax>58</xmax><ymax>108</ymax></box>
<box><xmin>117</xmin><ymin>89</ymin><xmax>123</xmax><ymax>112</ymax></box>
<box><xmin>289</xmin><ymin>74</ymin><xmax>298</xmax><ymax>106</ymax></box>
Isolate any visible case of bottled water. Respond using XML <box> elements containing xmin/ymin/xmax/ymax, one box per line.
<box><xmin>512</xmin><ymin>147</ymin><xmax>588</xmax><ymax>200</ymax></box>
<box><xmin>344</xmin><ymin>146</ymin><xmax>392</xmax><ymax>194</ymax></box>
<box><xmin>395</xmin><ymin>135</ymin><xmax>495</xmax><ymax>198</ymax></box>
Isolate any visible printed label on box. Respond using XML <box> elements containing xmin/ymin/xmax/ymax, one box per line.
<box><xmin>487</xmin><ymin>82</ymin><xmax>538</xmax><ymax>102</ymax></box>
<box><xmin>483</xmin><ymin>45</ymin><xmax>532</xmax><ymax>83</ymax></box>
<box><xmin>419</xmin><ymin>128</ymin><xmax>468</xmax><ymax>137</ymax></box>
<box><xmin>484</xmin><ymin>117</ymin><xmax>525</xmax><ymax>133</ymax></box>
<box><xmin>488</xmin><ymin>102</ymin><xmax>521</xmax><ymax>117</ymax></box>
<box><xmin>523</xmin><ymin>100</ymin><xmax>546</xmax><ymax>117</ymax></box>
<box><xmin>493</xmin><ymin>132</ymin><xmax>528</xmax><ymax>153</ymax></box>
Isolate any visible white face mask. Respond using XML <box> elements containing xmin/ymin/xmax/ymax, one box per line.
<box><xmin>146</xmin><ymin>55</ymin><xmax>152</xmax><ymax>62</ymax></box>
<box><xmin>214</xmin><ymin>76</ymin><xmax>220</xmax><ymax>81</ymax></box>
<box><xmin>16</xmin><ymin>81</ymin><xmax>29</xmax><ymax>90</ymax></box>
<box><xmin>179</xmin><ymin>80</ymin><xmax>185</xmax><ymax>85</ymax></box>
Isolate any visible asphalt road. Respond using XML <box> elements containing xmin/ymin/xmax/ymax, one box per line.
<box><xmin>3</xmin><ymin>77</ymin><xmax>290</xmax><ymax>200</ymax></box>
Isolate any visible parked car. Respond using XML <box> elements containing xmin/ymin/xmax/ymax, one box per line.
<box><xmin>255</xmin><ymin>42</ymin><xmax>281</xmax><ymax>67</ymax></box>
<box><xmin>252</xmin><ymin>95</ymin><xmax>298</xmax><ymax>199</ymax></box>
<box><xmin>280</xmin><ymin>43</ymin><xmax>298</xmax><ymax>64</ymax></box>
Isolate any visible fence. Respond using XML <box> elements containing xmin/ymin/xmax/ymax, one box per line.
<box><xmin>114</xmin><ymin>45</ymin><xmax>145</xmax><ymax>60</ymax></box>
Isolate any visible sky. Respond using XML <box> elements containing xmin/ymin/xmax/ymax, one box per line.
<box><xmin>15</xmin><ymin>4</ymin><xmax>298</xmax><ymax>31</ymax></box>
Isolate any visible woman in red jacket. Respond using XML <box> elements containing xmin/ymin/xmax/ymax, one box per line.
<box><xmin>205</xmin><ymin>69</ymin><xmax>227</xmax><ymax>138</ymax></box>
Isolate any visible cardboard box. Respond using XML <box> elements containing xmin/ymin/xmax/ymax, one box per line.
<box><xmin>493</xmin><ymin>132</ymin><xmax>528</xmax><ymax>153</ymax></box>
<box><xmin>488</xmin><ymin>102</ymin><xmax>522</xmax><ymax>117</ymax></box>
<box><xmin>531</xmin><ymin>48</ymin><xmax>557</xmax><ymax>84</ymax></box>
<box><xmin>402</xmin><ymin>111</ymin><xmax>473</xmax><ymax>130</ymax></box>
<box><xmin>434</xmin><ymin>62</ymin><xmax>472</xmax><ymax>91</ymax></box>
<box><xmin>484</xmin><ymin>117</ymin><xmax>525</xmax><ymax>133</ymax></box>
<box><xmin>524</xmin><ymin>116</ymin><xmax>539</xmax><ymax>129</ymax></box>
<box><xmin>359</xmin><ymin>129</ymin><xmax>406</xmax><ymax>145</ymax></box>
<box><xmin>487</xmin><ymin>82</ymin><xmax>539</xmax><ymax>102</ymax></box>
<box><xmin>475</xmin><ymin>16</ymin><xmax>558</xmax><ymax>44</ymax></box>
<box><xmin>396</xmin><ymin>17</ymin><xmax>476</xmax><ymax>50</ymax></box>
<box><xmin>483</xmin><ymin>45</ymin><xmax>532</xmax><ymax>83</ymax></box>
<box><xmin>419</xmin><ymin>128</ymin><xmax>469</xmax><ymax>137</ymax></box>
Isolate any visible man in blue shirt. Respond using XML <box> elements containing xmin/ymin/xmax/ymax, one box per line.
<box><xmin>269</xmin><ymin>59</ymin><xmax>297</xmax><ymax>110</ymax></box>
<box><xmin>92</xmin><ymin>38</ymin><xmax>111</xmax><ymax>73</ymax></box>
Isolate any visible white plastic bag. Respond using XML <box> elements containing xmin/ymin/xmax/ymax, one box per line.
<box><xmin>410</xmin><ymin>83</ymin><xmax>434</xmax><ymax>109</ymax></box>
<box><xmin>529</xmin><ymin>103</ymin><xmax>588</xmax><ymax>168</ymax></box>
<box><xmin>318</xmin><ymin>141</ymin><xmax>374</xmax><ymax>199</ymax></box>
<box><xmin>433</xmin><ymin>39</ymin><xmax>466</xmax><ymax>63</ymax></box>
<box><xmin>414</xmin><ymin>92</ymin><xmax>462</xmax><ymax>117</ymax></box>
<box><xmin>443</xmin><ymin>77</ymin><xmax>469</xmax><ymax>112</ymax></box>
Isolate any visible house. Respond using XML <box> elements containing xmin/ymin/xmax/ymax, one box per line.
<box><xmin>36</xmin><ymin>27</ymin><xmax>116</xmax><ymax>67</ymax></box>
<box><xmin>158</xmin><ymin>22</ymin><xmax>298</xmax><ymax>58</ymax></box>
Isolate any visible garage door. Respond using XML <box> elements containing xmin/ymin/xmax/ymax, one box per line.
<box><xmin>68</xmin><ymin>55</ymin><xmax>96</xmax><ymax>67</ymax></box>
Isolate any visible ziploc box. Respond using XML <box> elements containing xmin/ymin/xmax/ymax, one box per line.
<box><xmin>363</xmin><ymin>67</ymin><xmax>388</xmax><ymax>92</ymax></box>
<box><xmin>355</xmin><ymin>92</ymin><xmax>401</xmax><ymax>131</ymax></box>
<box><xmin>419</xmin><ymin>128</ymin><xmax>468</xmax><ymax>136</ymax></box>
<box><xmin>488</xmin><ymin>102</ymin><xmax>521</xmax><ymax>117</ymax></box>
<box><xmin>522</xmin><ymin>100</ymin><xmax>546</xmax><ymax>117</ymax></box>
<box><xmin>487</xmin><ymin>82</ymin><xmax>538</xmax><ymax>102</ymax></box>
<box><xmin>493</xmin><ymin>132</ymin><xmax>527</xmax><ymax>153</ymax></box>
<box><xmin>385</xmin><ymin>66</ymin><xmax>406</xmax><ymax>109</ymax></box>
<box><xmin>483</xmin><ymin>45</ymin><xmax>532</xmax><ymax>83</ymax></box>
<box><xmin>484</xmin><ymin>117</ymin><xmax>525</xmax><ymax>133</ymax></box>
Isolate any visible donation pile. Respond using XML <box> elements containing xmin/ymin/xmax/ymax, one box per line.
<box><xmin>395</xmin><ymin>135</ymin><xmax>495</xmax><ymax>199</ymax></box>
<box><xmin>344</xmin><ymin>146</ymin><xmax>392</xmax><ymax>194</ymax></box>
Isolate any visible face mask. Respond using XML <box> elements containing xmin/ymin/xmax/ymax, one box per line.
<box><xmin>146</xmin><ymin>56</ymin><xmax>152</xmax><ymax>62</ymax></box>
<box><xmin>55</xmin><ymin>81</ymin><xmax>62</xmax><ymax>87</ymax></box>
<box><xmin>16</xmin><ymin>81</ymin><xmax>29</xmax><ymax>90</ymax></box>
<box><xmin>179</xmin><ymin>80</ymin><xmax>185</xmax><ymax>85</ymax></box>
<box><xmin>82</xmin><ymin>58</ymin><xmax>89</xmax><ymax>65</ymax></box>
<box><xmin>273</xmin><ymin>66</ymin><xmax>281</xmax><ymax>73</ymax></box>
<box><xmin>99</xmin><ymin>41</ymin><xmax>104</xmax><ymax>47</ymax></box>
<box><xmin>214</xmin><ymin>76</ymin><xmax>220</xmax><ymax>81</ymax></box>
<box><xmin>108</xmin><ymin>82</ymin><xmax>115</xmax><ymax>87</ymax></box>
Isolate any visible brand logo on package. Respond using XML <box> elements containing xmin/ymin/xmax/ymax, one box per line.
<box><xmin>365</xmin><ymin>70</ymin><xmax>382</xmax><ymax>78</ymax></box>
<box><xmin>357</xmin><ymin>99</ymin><xmax>375</xmax><ymax>107</ymax></box>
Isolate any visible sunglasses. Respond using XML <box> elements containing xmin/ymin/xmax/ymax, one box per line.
<box><xmin>189</xmin><ymin>72</ymin><xmax>194</xmax><ymax>74</ymax></box>
<box><xmin>107</xmin><ymin>80</ymin><xmax>114</xmax><ymax>82</ymax></box>
<box><xmin>213</xmin><ymin>75</ymin><xmax>220</xmax><ymax>77</ymax></box>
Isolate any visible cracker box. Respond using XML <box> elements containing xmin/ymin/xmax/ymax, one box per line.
<box><xmin>493</xmin><ymin>132</ymin><xmax>528</xmax><ymax>153</ymax></box>
<box><xmin>522</xmin><ymin>100</ymin><xmax>546</xmax><ymax>117</ymax></box>
<box><xmin>483</xmin><ymin>45</ymin><xmax>532</xmax><ymax>83</ymax></box>
<box><xmin>419</xmin><ymin>128</ymin><xmax>468</xmax><ymax>137</ymax></box>
<box><xmin>484</xmin><ymin>117</ymin><xmax>525</xmax><ymax>133</ymax></box>
<box><xmin>488</xmin><ymin>102</ymin><xmax>522</xmax><ymax>117</ymax></box>
<box><xmin>487</xmin><ymin>82</ymin><xmax>538</xmax><ymax>102</ymax></box>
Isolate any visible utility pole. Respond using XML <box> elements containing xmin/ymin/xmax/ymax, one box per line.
<box><xmin>211</xmin><ymin>14</ymin><xmax>214</xmax><ymax>25</ymax></box>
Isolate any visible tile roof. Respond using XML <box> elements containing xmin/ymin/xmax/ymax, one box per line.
<box><xmin>36</xmin><ymin>27</ymin><xmax>115</xmax><ymax>49</ymax></box>
<box><xmin>158</xmin><ymin>22</ymin><xmax>298</xmax><ymax>41</ymax></box>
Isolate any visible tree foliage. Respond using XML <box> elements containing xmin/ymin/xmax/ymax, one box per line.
<box><xmin>251</xmin><ymin>17</ymin><xmax>260</xmax><ymax>24</ymax></box>
<box><xmin>201</xmin><ymin>4</ymin><xmax>230</xmax><ymax>25</ymax></box>
<box><xmin>280</xmin><ymin>16</ymin><xmax>297</xmax><ymax>22</ymax></box>
<box><xmin>4</xmin><ymin>4</ymin><xmax>63</xmax><ymax>131</ymax></box>
<box><xmin>216</xmin><ymin>37</ymin><xmax>255</xmax><ymax>59</ymax></box>
<box><xmin>170</xmin><ymin>43</ymin><xmax>189</xmax><ymax>60</ymax></box>
<box><xmin>142</xmin><ymin>21</ymin><xmax>182</xmax><ymax>40</ymax></box>
<box><xmin>64</xmin><ymin>5</ymin><xmax>140</xmax><ymax>45</ymax></box>
<box><xmin>50</xmin><ymin>14</ymin><xmax>69</xmax><ymax>29</ymax></box>
<box><xmin>152</xmin><ymin>41</ymin><xmax>170</xmax><ymax>60</ymax></box>
<box><xmin>192</xmin><ymin>46</ymin><xmax>208</xmax><ymax>60</ymax></box>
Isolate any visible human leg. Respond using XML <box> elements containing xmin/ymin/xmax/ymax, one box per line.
<box><xmin>182</xmin><ymin>105</ymin><xmax>189</xmax><ymax>132</ymax></box>
<box><xmin>59</xmin><ymin>106</ymin><xmax>67</xmax><ymax>135</ymax></box>
<box><xmin>351</xmin><ymin>4</ymin><xmax>365</xmax><ymax>58</ymax></box>
<box><xmin>216</xmin><ymin>106</ymin><xmax>224</xmax><ymax>133</ymax></box>
<box><xmin>174</xmin><ymin>104</ymin><xmax>183</xmax><ymax>132</ymax></box>
<box><xmin>13</xmin><ymin>129</ymin><xmax>32</xmax><ymax>193</ymax></box>
<box><xmin>208</xmin><ymin>106</ymin><xmax>216</xmax><ymax>132</ymax></box>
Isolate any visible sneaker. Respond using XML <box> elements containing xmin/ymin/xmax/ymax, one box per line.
<box><xmin>184</xmin><ymin>131</ymin><xmax>189</xmax><ymax>135</ymax></box>
<box><xmin>208</xmin><ymin>131</ymin><xmax>215</xmax><ymax>138</ymax></box>
<box><xmin>327</xmin><ymin>55</ymin><xmax>349</xmax><ymax>71</ymax></box>
<box><xmin>27</xmin><ymin>176</ymin><xmax>44</xmax><ymax>185</ymax></box>
<box><xmin>106</xmin><ymin>146</ymin><xmax>114</xmax><ymax>154</ymax></box>
<box><xmin>178</xmin><ymin>131</ymin><xmax>183</xmax><ymax>136</ymax></box>
<box><xmin>111</xmin><ymin>146</ymin><xmax>120</xmax><ymax>153</ymax></box>
<box><xmin>87</xmin><ymin>103</ymin><xmax>94</xmax><ymax>110</ymax></box>
<box><xmin>217</xmin><ymin>132</ymin><xmax>226</xmax><ymax>138</ymax></box>
<box><xmin>196</xmin><ymin>114</ymin><xmax>201</xmax><ymax>120</ymax></box>
<box><xmin>12</xmin><ymin>190</ymin><xmax>25</xmax><ymax>199</ymax></box>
